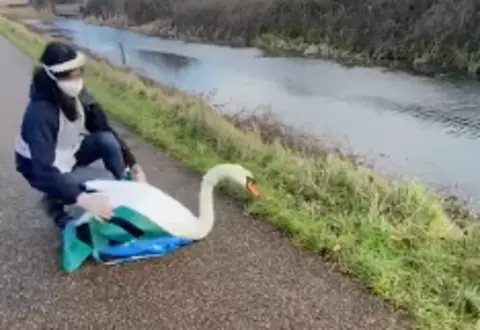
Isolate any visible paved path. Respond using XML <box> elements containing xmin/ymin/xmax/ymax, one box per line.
<box><xmin>0</xmin><ymin>36</ymin><xmax>408</xmax><ymax>329</ymax></box>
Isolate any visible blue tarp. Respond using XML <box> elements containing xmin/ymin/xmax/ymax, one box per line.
<box><xmin>60</xmin><ymin>167</ymin><xmax>193</xmax><ymax>272</ymax></box>
<box><xmin>61</xmin><ymin>210</ymin><xmax>193</xmax><ymax>272</ymax></box>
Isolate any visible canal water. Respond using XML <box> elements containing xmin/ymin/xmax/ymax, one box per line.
<box><xmin>24</xmin><ymin>18</ymin><xmax>480</xmax><ymax>205</ymax></box>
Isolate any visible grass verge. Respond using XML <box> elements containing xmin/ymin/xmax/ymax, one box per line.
<box><xmin>1</xmin><ymin>15</ymin><xmax>479</xmax><ymax>330</ymax></box>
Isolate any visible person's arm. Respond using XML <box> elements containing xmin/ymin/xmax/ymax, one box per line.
<box><xmin>80</xmin><ymin>90</ymin><xmax>137</xmax><ymax>168</ymax></box>
<box><xmin>21</xmin><ymin>103</ymin><xmax>84</xmax><ymax>204</ymax></box>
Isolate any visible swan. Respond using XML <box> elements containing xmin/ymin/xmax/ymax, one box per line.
<box><xmin>61</xmin><ymin>163</ymin><xmax>260</xmax><ymax>271</ymax></box>
<box><xmin>77</xmin><ymin>163</ymin><xmax>261</xmax><ymax>241</ymax></box>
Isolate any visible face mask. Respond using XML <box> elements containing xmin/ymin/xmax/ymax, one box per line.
<box><xmin>57</xmin><ymin>78</ymin><xmax>84</xmax><ymax>98</ymax></box>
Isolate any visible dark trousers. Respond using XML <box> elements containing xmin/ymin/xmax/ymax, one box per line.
<box><xmin>74</xmin><ymin>131</ymin><xmax>126</xmax><ymax>180</ymax></box>
<box><xmin>42</xmin><ymin>131</ymin><xmax>126</xmax><ymax>227</ymax></box>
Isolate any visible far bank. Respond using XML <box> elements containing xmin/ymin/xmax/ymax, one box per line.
<box><xmin>82</xmin><ymin>0</ymin><xmax>480</xmax><ymax>78</ymax></box>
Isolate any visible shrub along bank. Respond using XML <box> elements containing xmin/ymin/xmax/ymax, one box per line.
<box><xmin>83</xmin><ymin>0</ymin><xmax>480</xmax><ymax>76</ymax></box>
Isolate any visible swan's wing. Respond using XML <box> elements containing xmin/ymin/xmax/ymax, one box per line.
<box><xmin>84</xmin><ymin>180</ymin><xmax>200</xmax><ymax>238</ymax></box>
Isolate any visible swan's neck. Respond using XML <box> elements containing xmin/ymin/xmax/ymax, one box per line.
<box><xmin>192</xmin><ymin>166</ymin><xmax>229</xmax><ymax>240</ymax></box>
<box><xmin>194</xmin><ymin>179</ymin><xmax>215</xmax><ymax>239</ymax></box>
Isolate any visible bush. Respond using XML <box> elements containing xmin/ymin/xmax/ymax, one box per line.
<box><xmin>84</xmin><ymin>0</ymin><xmax>480</xmax><ymax>74</ymax></box>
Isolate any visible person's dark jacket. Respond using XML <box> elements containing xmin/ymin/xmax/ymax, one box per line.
<box><xmin>15</xmin><ymin>72</ymin><xmax>137</xmax><ymax>205</ymax></box>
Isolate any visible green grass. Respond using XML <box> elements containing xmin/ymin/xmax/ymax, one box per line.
<box><xmin>1</xmin><ymin>15</ymin><xmax>480</xmax><ymax>330</ymax></box>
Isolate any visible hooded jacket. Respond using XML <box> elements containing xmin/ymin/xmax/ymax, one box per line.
<box><xmin>15</xmin><ymin>72</ymin><xmax>137</xmax><ymax>205</ymax></box>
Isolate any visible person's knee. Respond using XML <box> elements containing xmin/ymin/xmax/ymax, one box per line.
<box><xmin>93</xmin><ymin>131</ymin><xmax>121</xmax><ymax>154</ymax></box>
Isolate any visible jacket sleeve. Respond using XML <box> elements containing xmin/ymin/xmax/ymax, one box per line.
<box><xmin>21</xmin><ymin>103</ymin><xmax>84</xmax><ymax>204</ymax></box>
<box><xmin>81</xmin><ymin>90</ymin><xmax>137</xmax><ymax>167</ymax></box>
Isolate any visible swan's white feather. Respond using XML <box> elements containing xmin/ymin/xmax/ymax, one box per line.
<box><xmin>84</xmin><ymin>179</ymin><xmax>200</xmax><ymax>238</ymax></box>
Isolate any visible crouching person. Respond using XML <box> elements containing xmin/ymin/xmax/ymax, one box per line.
<box><xmin>14</xmin><ymin>41</ymin><xmax>147</xmax><ymax>228</ymax></box>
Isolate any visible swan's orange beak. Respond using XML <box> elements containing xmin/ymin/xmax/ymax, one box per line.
<box><xmin>246</xmin><ymin>178</ymin><xmax>261</xmax><ymax>200</ymax></box>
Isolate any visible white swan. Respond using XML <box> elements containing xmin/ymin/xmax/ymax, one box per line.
<box><xmin>80</xmin><ymin>163</ymin><xmax>260</xmax><ymax>240</ymax></box>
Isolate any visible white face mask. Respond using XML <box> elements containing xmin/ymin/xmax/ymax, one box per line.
<box><xmin>57</xmin><ymin>78</ymin><xmax>84</xmax><ymax>98</ymax></box>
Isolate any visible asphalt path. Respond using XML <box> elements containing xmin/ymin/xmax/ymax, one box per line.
<box><xmin>0</xmin><ymin>35</ymin><xmax>407</xmax><ymax>329</ymax></box>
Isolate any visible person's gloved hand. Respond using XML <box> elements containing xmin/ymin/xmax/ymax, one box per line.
<box><xmin>75</xmin><ymin>192</ymin><xmax>113</xmax><ymax>220</ymax></box>
<box><xmin>131</xmin><ymin>164</ymin><xmax>147</xmax><ymax>183</ymax></box>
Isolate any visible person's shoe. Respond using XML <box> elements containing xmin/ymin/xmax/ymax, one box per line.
<box><xmin>39</xmin><ymin>195</ymin><xmax>68</xmax><ymax>227</ymax></box>
<box><xmin>55</xmin><ymin>213</ymin><xmax>75</xmax><ymax>230</ymax></box>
